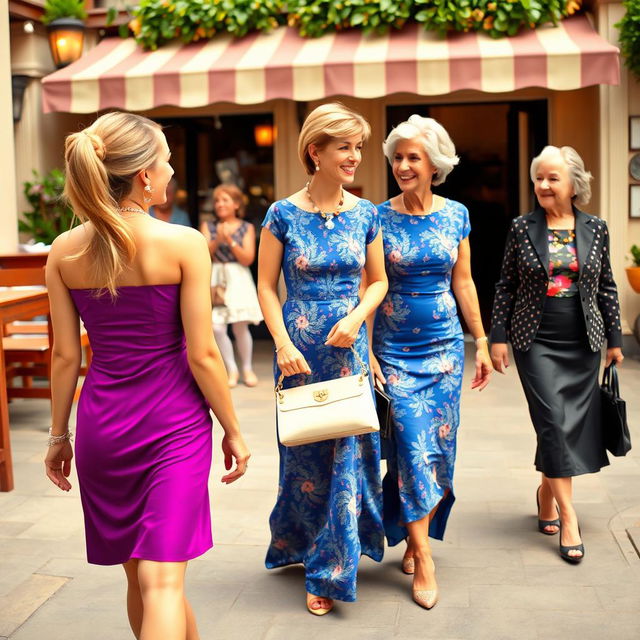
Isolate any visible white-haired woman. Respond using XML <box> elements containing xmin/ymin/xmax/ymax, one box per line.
<box><xmin>258</xmin><ymin>103</ymin><xmax>388</xmax><ymax>615</ymax></box>
<box><xmin>370</xmin><ymin>115</ymin><xmax>492</xmax><ymax>609</ymax></box>
<box><xmin>490</xmin><ymin>145</ymin><xmax>623</xmax><ymax>563</ymax></box>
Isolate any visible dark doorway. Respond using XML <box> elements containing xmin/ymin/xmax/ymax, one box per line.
<box><xmin>157</xmin><ymin>114</ymin><xmax>276</xmax><ymax>338</ymax></box>
<box><xmin>385</xmin><ymin>101</ymin><xmax>548</xmax><ymax>329</ymax></box>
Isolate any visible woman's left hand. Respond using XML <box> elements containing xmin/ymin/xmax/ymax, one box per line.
<box><xmin>325</xmin><ymin>314</ymin><xmax>363</xmax><ymax>348</ymax></box>
<box><xmin>605</xmin><ymin>347</ymin><xmax>624</xmax><ymax>367</ymax></box>
<box><xmin>471</xmin><ymin>344</ymin><xmax>493</xmax><ymax>391</ymax></box>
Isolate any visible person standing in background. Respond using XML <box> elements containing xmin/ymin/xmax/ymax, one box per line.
<box><xmin>201</xmin><ymin>184</ymin><xmax>263</xmax><ymax>387</ymax></box>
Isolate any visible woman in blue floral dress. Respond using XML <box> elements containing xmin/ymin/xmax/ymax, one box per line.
<box><xmin>257</xmin><ymin>103</ymin><xmax>388</xmax><ymax>616</ymax></box>
<box><xmin>371</xmin><ymin>115</ymin><xmax>493</xmax><ymax>609</ymax></box>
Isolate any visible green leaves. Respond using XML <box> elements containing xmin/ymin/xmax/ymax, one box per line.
<box><xmin>616</xmin><ymin>0</ymin><xmax>640</xmax><ymax>79</ymax></box>
<box><xmin>130</xmin><ymin>0</ymin><xmax>285</xmax><ymax>49</ymax></box>
<box><xmin>414</xmin><ymin>1</ymin><xmax>571</xmax><ymax>38</ymax></box>
<box><xmin>20</xmin><ymin>170</ymin><xmax>76</xmax><ymax>245</ymax></box>
<box><xmin>127</xmin><ymin>0</ymin><xmax>582</xmax><ymax>49</ymax></box>
<box><xmin>41</xmin><ymin>0</ymin><xmax>88</xmax><ymax>25</ymax></box>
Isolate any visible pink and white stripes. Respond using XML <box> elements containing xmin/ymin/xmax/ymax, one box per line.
<box><xmin>42</xmin><ymin>16</ymin><xmax>619</xmax><ymax>114</ymax></box>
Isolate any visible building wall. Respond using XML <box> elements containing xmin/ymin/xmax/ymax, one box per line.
<box><xmin>625</xmin><ymin>74</ymin><xmax>640</xmax><ymax>338</ymax></box>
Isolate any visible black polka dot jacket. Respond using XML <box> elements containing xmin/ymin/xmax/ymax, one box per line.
<box><xmin>489</xmin><ymin>207</ymin><xmax>622</xmax><ymax>352</ymax></box>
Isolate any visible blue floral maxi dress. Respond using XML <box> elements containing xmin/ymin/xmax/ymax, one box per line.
<box><xmin>262</xmin><ymin>198</ymin><xmax>385</xmax><ymax>602</ymax></box>
<box><xmin>372</xmin><ymin>199</ymin><xmax>470</xmax><ymax>546</ymax></box>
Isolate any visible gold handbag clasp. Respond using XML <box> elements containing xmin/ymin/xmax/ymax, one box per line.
<box><xmin>313</xmin><ymin>389</ymin><xmax>329</xmax><ymax>402</ymax></box>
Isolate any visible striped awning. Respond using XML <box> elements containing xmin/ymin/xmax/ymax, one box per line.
<box><xmin>42</xmin><ymin>15</ymin><xmax>619</xmax><ymax>114</ymax></box>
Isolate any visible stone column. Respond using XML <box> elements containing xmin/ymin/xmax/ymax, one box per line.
<box><xmin>0</xmin><ymin>0</ymin><xmax>19</xmax><ymax>252</ymax></box>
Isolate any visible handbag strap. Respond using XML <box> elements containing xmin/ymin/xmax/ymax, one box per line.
<box><xmin>602</xmin><ymin>363</ymin><xmax>620</xmax><ymax>397</ymax></box>
<box><xmin>275</xmin><ymin>345</ymin><xmax>368</xmax><ymax>397</ymax></box>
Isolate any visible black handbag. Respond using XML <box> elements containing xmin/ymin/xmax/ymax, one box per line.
<box><xmin>374</xmin><ymin>384</ymin><xmax>393</xmax><ymax>439</ymax></box>
<box><xmin>600</xmin><ymin>363</ymin><xmax>632</xmax><ymax>457</ymax></box>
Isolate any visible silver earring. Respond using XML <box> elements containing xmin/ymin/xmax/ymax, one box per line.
<box><xmin>315</xmin><ymin>164</ymin><xmax>320</xmax><ymax>172</ymax></box>
<box><xmin>143</xmin><ymin>184</ymin><xmax>153</xmax><ymax>203</ymax></box>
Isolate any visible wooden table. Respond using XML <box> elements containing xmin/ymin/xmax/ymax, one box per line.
<box><xmin>0</xmin><ymin>289</ymin><xmax>49</xmax><ymax>491</ymax></box>
<box><xmin>0</xmin><ymin>253</ymin><xmax>49</xmax><ymax>269</ymax></box>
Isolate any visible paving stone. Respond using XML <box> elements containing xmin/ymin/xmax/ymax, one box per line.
<box><xmin>2</xmin><ymin>342</ymin><xmax>639</xmax><ymax>639</ymax></box>
<box><xmin>0</xmin><ymin>574</ymin><xmax>68</xmax><ymax>637</ymax></box>
<box><xmin>533</xmin><ymin>611</ymin><xmax>640</xmax><ymax>640</ymax></box>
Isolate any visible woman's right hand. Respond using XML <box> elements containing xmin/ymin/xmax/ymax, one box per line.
<box><xmin>490</xmin><ymin>343</ymin><xmax>510</xmax><ymax>374</ymax></box>
<box><xmin>369</xmin><ymin>352</ymin><xmax>386</xmax><ymax>388</ymax></box>
<box><xmin>44</xmin><ymin>441</ymin><xmax>73</xmax><ymax>492</ymax></box>
<box><xmin>220</xmin><ymin>433</ymin><xmax>251</xmax><ymax>484</ymax></box>
<box><xmin>277</xmin><ymin>342</ymin><xmax>311</xmax><ymax>377</ymax></box>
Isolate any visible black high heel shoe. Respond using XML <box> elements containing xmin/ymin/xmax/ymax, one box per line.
<box><xmin>536</xmin><ymin>486</ymin><xmax>560</xmax><ymax>535</ymax></box>
<box><xmin>559</xmin><ymin>523</ymin><xmax>584</xmax><ymax>564</ymax></box>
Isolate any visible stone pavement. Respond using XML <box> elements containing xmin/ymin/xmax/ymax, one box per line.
<box><xmin>1</xmin><ymin>341</ymin><xmax>639</xmax><ymax>640</ymax></box>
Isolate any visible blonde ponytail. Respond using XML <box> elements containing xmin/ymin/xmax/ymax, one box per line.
<box><xmin>63</xmin><ymin>112</ymin><xmax>163</xmax><ymax>296</ymax></box>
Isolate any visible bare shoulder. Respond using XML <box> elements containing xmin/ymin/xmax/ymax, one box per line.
<box><xmin>152</xmin><ymin>220</ymin><xmax>207</xmax><ymax>252</ymax></box>
<box><xmin>48</xmin><ymin>223</ymin><xmax>93</xmax><ymax>263</ymax></box>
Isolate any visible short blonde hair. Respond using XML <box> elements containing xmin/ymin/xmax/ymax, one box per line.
<box><xmin>298</xmin><ymin>103</ymin><xmax>371</xmax><ymax>175</ymax></box>
<box><xmin>64</xmin><ymin>112</ymin><xmax>164</xmax><ymax>296</ymax></box>
<box><xmin>213</xmin><ymin>183</ymin><xmax>246</xmax><ymax>218</ymax></box>
<box><xmin>530</xmin><ymin>145</ymin><xmax>593</xmax><ymax>206</ymax></box>
<box><xmin>382</xmin><ymin>115</ymin><xmax>459</xmax><ymax>186</ymax></box>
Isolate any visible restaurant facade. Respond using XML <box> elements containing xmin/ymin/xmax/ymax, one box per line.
<box><xmin>4</xmin><ymin>0</ymin><xmax>640</xmax><ymax>345</ymax></box>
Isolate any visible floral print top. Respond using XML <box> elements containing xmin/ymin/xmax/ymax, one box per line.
<box><xmin>547</xmin><ymin>228</ymin><xmax>579</xmax><ymax>297</ymax></box>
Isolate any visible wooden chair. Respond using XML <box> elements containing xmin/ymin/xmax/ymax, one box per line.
<box><xmin>0</xmin><ymin>267</ymin><xmax>91</xmax><ymax>401</ymax></box>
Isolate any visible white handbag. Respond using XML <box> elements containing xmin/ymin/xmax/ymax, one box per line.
<box><xmin>275</xmin><ymin>347</ymin><xmax>380</xmax><ymax>447</ymax></box>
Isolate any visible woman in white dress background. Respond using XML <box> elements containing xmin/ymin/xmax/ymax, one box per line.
<box><xmin>201</xmin><ymin>184</ymin><xmax>263</xmax><ymax>387</ymax></box>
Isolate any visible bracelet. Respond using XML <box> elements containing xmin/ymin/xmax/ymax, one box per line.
<box><xmin>47</xmin><ymin>427</ymin><xmax>73</xmax><ymax>447</ymax></box>
<box><xmin>475</xmin><ymin>336</ymin><xmax>488</xmax><ymax>346</ymax></box>
<box><xmin>275</xmin><ymin>341</ymin><xmax>293</xmax><ymax>353</ymax></box>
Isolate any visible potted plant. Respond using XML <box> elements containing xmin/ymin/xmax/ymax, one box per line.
<box><xmin>19</xmin><ymin>169</ymin><xmax>77</xmax><ymax>246</ymax></box>
<box><xmin>626</xmin><ymin>244</ymin><xmax>640</xmax><ymax>293</ymax></box>
<box><xmin>41</xmin><ymin>0</ymin><xmax>87</xmax><ymax>68</ymax></box>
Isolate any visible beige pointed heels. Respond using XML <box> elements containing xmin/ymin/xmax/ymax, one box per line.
<box><xmin>401</xmin><ymin>555</ymin><xmax>415</xmax><ymax>575</ymax></box>
<box><xmin>411</xmin><ymin>555</ymin><xmax>439</xmax><ymax>609</ymax></box>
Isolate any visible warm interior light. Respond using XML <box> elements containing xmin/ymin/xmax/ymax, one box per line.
<box><xmin>254</xmin><ymin>124</ymin><xmax>276</xmax><ymax>147</ymax></box>
<box><xmin>47</xmin><ymin>21</ymin><xmax>85</xmax><ymax>68</ymax></box>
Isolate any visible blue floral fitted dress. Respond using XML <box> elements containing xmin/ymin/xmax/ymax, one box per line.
<box><xmin>372</xmin><ymin>199</ymin><xmax>470</xmax><ymax>546</ymax></box>
<box><xmin>262</xmin><ymin>198</ymin><xmax>384</xmax><ymax>602</ymax></box>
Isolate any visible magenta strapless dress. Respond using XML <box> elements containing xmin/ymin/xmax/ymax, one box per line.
<box><xmin>70</xmin><ymin>285</ymin><xmax>213</xmax><ymax>565</ymax></box>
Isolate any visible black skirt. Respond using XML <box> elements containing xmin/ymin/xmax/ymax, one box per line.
<box><xmin>513</xmin><ymin>296</ymin><xmax>609</xmax><ymax>478</ymax></box>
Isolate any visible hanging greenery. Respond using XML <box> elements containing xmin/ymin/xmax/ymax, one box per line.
<box><xmin>125</xmin><ymin>0</ymin><xmax>583</xmax><ymax>50</ymax></box>
<box><xmin>414</xmin><ymin>0</ymin><xmax>574</xmax><ymax>39</ymax></box>
<box><xmin>286</xmin><ymin>0</ymin><xmax>412</xmax><ymax>38</ymax></box>
<box><xmin>616</xmin><ymin>0</ymin><xmax>640</xmax><ymax>78</ymax></box>
<box><xmin>19</xmin><ymin>169</ymin><xmax>77</xmax><ymax>245</ymax></box>
<box><xmin>127</xmin><ymin>0</ymin><xmax>285</xmax><ymax>50</ymax></box>
<box><xmin>41</xmin><ymin>0</ymin><xmax>87</xmax><ymax>25</ymax></box>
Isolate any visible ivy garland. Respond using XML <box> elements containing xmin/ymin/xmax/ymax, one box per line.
<box><xmin>126</xmin><ymin>0</ymin><xmax>583</xmax><ymax>51</ymax></box>
<box><xmin>615</xmin><ymin>0</ymin><xmax>640</xmax><ymax>78</ymax></box>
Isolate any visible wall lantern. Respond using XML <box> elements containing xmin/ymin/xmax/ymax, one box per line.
<box><xmin>254</xmin><ymin>124</ymin><xmax>276</xmax><ymax>147</ymax></box>
<box><xmin>47</xmin><ymin>18</ymin><xmax>85</xmax><ymax>69</ymax></box>
<box><xmin>12</xmin><ymin>75</ymin><xmax>31</xmax><ymax>122</ymax></box>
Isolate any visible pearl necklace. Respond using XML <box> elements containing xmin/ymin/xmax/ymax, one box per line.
<box><xmin>305</xmin><ymin>181</ymin><xmax>344</xmax><ymax>229</ymax></box>
<box><xmin>118</xmin><ymin>207</ymin><xmax>148</xmax><ymax>215</ymax></box>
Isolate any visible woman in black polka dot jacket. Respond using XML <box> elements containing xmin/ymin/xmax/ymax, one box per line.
<box><xmin>489</xmin><ymin>146</ymin><xmax>624</xmax><ymax>564</ymax></box>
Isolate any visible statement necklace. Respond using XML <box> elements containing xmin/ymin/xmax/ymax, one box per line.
<box><xmin>118</xmin><ymin>207</ymin><xmax>148</xmax><ymax>216</ymax></box>
<box><xmin>305</xmin><ymin>181</ymin><xmax>344</xmax><ymax>229</ymax></box>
